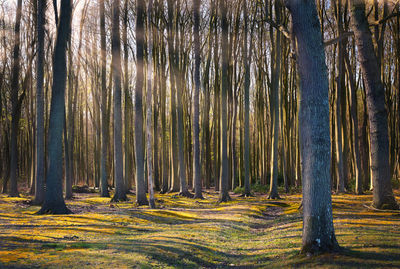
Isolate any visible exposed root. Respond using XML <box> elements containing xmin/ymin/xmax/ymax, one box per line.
<box><xmin>363</xmin><ymin>203</ymin><xmax>400</xmax><ymax>212</ymax></box>
<box><xmin>239</xmin><ymin>192</ymin><xmax>254</xmax><ymax>198</ymax></box>
<box><xmin>179</xmin><ymin>191</ymin><xmax>194</xmax><ymax>198</ymax></box>
<box><xmin>218</xmin><ymin>193</ymin><xmax>232</xmax><ymax>203</ymax></box>
<box><xmin>36</xmin><ymin>206</ymin><xmax>73</xmax><ymax>215</ymax></box>
<box><xmin>110</xmin><ymin>195</ymin><xmax>129</xmax><ymax>203</ymax></box>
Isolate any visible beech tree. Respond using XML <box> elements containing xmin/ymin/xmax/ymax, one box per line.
<box><xmin>37</xmin><ymin>0</ymin><xmax>73</xmax><ymax>214</ymax></box>
<box><xmin>285</xmin><ymin>0</ymin><xmax>339</xmax><ymax>254</ymax></box>
<box><xmin>33</xmin><ymin>0</ymin><xmax>46</xmax><ymax>205</ymax></box>
<box><xmin>8</xmin><ymin>0</ymin><xmax>23</xmax><ymax>197</ymax></box>
<box><xmin>192</xmin><ymin>0</ymin><xmax>203</xmax><ymax>199</ymax></box>
<box><xmin>349</xmin><ymin>0</ymin><xmax>399</xmax><ymax>209</ymax></box>
<box><xmin>110</xmin><ymin>0</ymin><xmax>127</xmax><ymax>202</ymax></box>
<box><xmin>218</xmin><ymin>0</ymin><xmax>231</xmax><ymax>202</ymax></box>
<box><xmin>135</xmin><ymin>0</ymin><xmax>149</xmax><ymax>206</ymax></box>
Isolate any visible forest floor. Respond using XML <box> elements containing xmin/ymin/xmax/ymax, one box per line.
<box><xmin>0</xmin><ymin>189</ymin><xmax>399</xmax><ymax>268</ymax></box>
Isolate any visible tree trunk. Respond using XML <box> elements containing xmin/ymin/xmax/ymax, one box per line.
<box><xmin>134</xmin><ymin>0</ymin><xmax>149</xmax><ymax>205</ymax></box>
<box><xmin>146</xmin><ymin>0</ymin><xmax>156</xmax><ymax>209</ymax></box>
<box><xmin>123</xmin><ymin>0</ymin><xmax>132</xmax><ymax>193</ymax></box>
<box><xmin>9</xmin><ymin>0</ymin><xmax>23</xmax><ymax>197</ymax></box>
<box><xmin>193</xmin><ymin>0</ymin><xmax>203</xmax><ymax>199</ymax></box>
<box><xmin>37</xmin><ymin>0</ymin><xmax>73</xmax><ymax>215</ymax></box>
<box><xmin>99</xmin><ymin>0</ymin><xmax>110</xmax><ymax>198</ymax></box>
<box><xmin>287</xmin><ymin>0</ymin><xmax>339</xmax><ymax>254</ymax></box>
<box><xmin>110</xmin><ymin>0</ymin><xmax>127</xmax><ymax>202</ymax></box>
<box><xmin>167</xmin><ymin>0</ymin><xmax>180</xmax><ymax>193</ymax></box>
<box><xmin>242</xmin><ymin>2</ymin><xmax>252</xmax><ymax>197</ymax></box>
<box><xmin>344</xmin><ymin>55</ymin><xmax>363</xmax><ymax>194</ymax></box>
<box><xmin>349</xmin><ymin>0</ymin><xmax>398</xmax><ymax>209</ymax></box>
<box><xmin>268</xmin><ymin>2</ymin><xmax>281</xmax><ymax>200</ymax></box>
<box><xmin>218</xmin><ymin>0</ymin><xmax>231</xmax><ymax>203</ymax></box>
<box><xmin>33</xmin><ymin>0</ymin><xmax>46</xmax><ymax>205</ymax></box>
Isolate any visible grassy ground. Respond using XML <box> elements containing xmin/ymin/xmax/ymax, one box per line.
<box><xmin>0</xmin><ymin>189</ymin><xmax>399</xmax><ymax>268</ymax></box>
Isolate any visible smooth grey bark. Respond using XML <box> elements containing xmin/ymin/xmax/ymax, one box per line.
<box><xmin>334</xmin><ymin>2</ymin><xmax>345</xmax><ymax>194</ymax></box>
<box><xmin>146</xmin><ymin>0</ymin><xmax>156</xmax><ymax>208</ymax></box>
<box><xmin>167</xmin><ymin>0</ymin><xmax>179</xmax><ymax>193</ymax></box>
<box><xmin>286</xmin><ymin>0</ymin><xmax>339</xmax><ymax>254</ymax></box>
<box><xmin>99</xmin><ymin>0</ymin><xmax>110</xmax><ymax>198</ymax></box>
<box><xmin>218</xmin><ymin>0</ymin><xmax>231</xmax><ymax>203</ymax></box>
<box><xmin>135</xmin><ymin>0</ymin><xmax>149</xmax><ymax>205</ymax></box>
<box><xmin>123</xmin><ymin>0</ymin><xmax>132</xmax><ymax>193</ymax></box>
<box><xmin>110</xmin><ymin>0</ymin><xmax>127</xmax><ymax>202</ymax></box>
<box><xmin>344</xmin><ymin>55</ymin><xmax>363</xmax><ymax>194</ymax></box>
<box><xmin>37</xmin><ymin>0</ymin><xmax>73</xmax><ymax>215</ymax></box>
<box><xmin>192</xmin><ymin>0</ymin><xmax>203</xmax><ymax>199</ymax></box>
<box><xmin>33</xmin><ymin>0</ymin><xmax>46</xmax><ymax>205</ymax></box>
<box><xmin>268</xmin><ymin>2</ymin><xmax>281</xmax><ymax>200</ymax></box>
<box><xmin>159</xmin><ymin>5</ymin><xmax>169</xmax><ymax>194</ymax></box>
<box><xmin>242</xmin><ymin>1</ymin><xmax>252</xmax><ymax>197</ymax></box>
<box><xmin>9</xmin><ymin>0</ymin><xmax>23</xmax><ymax>197</ymax></box>
<box><xmin>174</xmin><ymin>0</ymin><xmax>192</xmax><ymax>198</ymax></box>
<box><xmin>350</xmin><ymin>0</ymin><xmax>398</xmax><ymax>209</ymax></box>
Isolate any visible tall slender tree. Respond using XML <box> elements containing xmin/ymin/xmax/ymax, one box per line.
<box><xmin>33</xmin><ymin>0</ymin><xmax>46</xmax><ymax>205</ymax></box>
<box><xmin>192</xmin><ymin>0</ymin><xmax>203</xmax><ymax>199</ymax></box>
<box><xmin>146</xmin><ymin>0</ymin><xmax>156</xmax><ymax>209</ymax></box>
<box><xmin>99</xmin><ymin>0</ymin><xmax>110</xmax><ymax>198</ymax></box>
<box><xmin>218</xmin><ymin>0</ymin><xmax>231</xmax><ymax>202</ymax></box>
<box><xmin>268</xmin><ymin>1</ymin><xmax>282</xmax><ymax>200</ymax></box>
<box><xmin>135</xmin><ymin>0</ymin><xmax>149</xmax><ymax>205</ymax></box>
<box><xmin>242</xmin><ymin>1</ymin><xmax>252</xmax><ymax>197</ymax></box>
<box><xmin>110</xmin><ymin>0</ymin><xmax>127</xmax><ymax>202</ymax></box>
<box><xmin>8</xmin><ymin>0</ymin><xmax>23</xmax><ymax>197</ymax></box>
<box><xmin>37</xmin><ymin>0</ymin><xmax>73</xmax><ymax>214</ymax></box>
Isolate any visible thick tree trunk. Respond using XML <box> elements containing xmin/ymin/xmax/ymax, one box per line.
<box><xmin>37</xmin><ymin>0</ymin><xmax>73</xmax><ymax>215</ymax></box>
<box><xmin>287</xmin><ymin>0</ymin><xmax>339</xmax><ymax>254</ymax></box>
<box><xmin>350</xmin><ymin>0</ymin><xmax>398</xmax><ymax>209</ymax></box>
<box><xmin>110</xmin><ymin>0</ymin><xmax>127</xmax><ymax>202</ymax></box>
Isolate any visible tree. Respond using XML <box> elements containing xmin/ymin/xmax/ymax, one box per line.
<box><xmin>349</xmin><ymin>0</ymin><xmax>398</xmax><ymax>209</ymax></box>
<box><xmin>135</xmin><ymin>0</ymin><xmax>149</xmax><ymax>206</ymax></box>
<box><xmin>285</xmin><ymin>0</ymin><xmax>339</xmax><ymax>254</ymax></box>
<box><xmin>192</xmin><ymin>0</ymin><xmax>203</xmax><ymax>199</ymax></box>
<box><xmin>218</xmin><ymin>0</ymin><xmax>231</xmax><ymax>203</ymax></box>
<box><xmin>37</xmin><ymin>0</ymin><xmax>73</xmax><ymax>215</ymax></box>
<box><xmin>33</xmin><ymin>0</ymin><xmax>46</xmax><ymax>205</ymax></box>
<box><xmin>268</xmin><ymin>1</ymin><xmax>282</xmax><ymax>200</ymax></box>
<box><xmin>8</xmin><ymin>0</ymin><xmax>23</xmax><ymax>197</ymax></box>
<box><xmin>166</xmin><ymin>0</ymin><xmax>179</xmax><ymax>193</ymax></box>
<box><xmin>99</xmin><ymin>0</ymin><xmax>110</xmax><ymax>198</ymax></box>
<box><xmin>110</xmin><ymin>0</ymin><xmax>127</xmax><ymax>202</ymax></box>
<box><xmin>242</xmin><ymin>1</ymin><xmax>252</xmax><ymax>197</ymax></box>
<box><xmin>146</xmin><ymin>0</ymin><xmax>156</xmax><ymax>208</ymax></box>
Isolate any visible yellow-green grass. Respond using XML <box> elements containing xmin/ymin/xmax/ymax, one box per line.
<box><xmin>0</xmin><ymin>190</ymin><xmax>399</xmax><ymax>268</ymax></box>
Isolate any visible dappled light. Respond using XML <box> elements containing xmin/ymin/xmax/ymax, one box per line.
<box><xmin>0</xmin><ymin>191</ymin><xmax>399</xmax><ymax>267</ymax></box>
